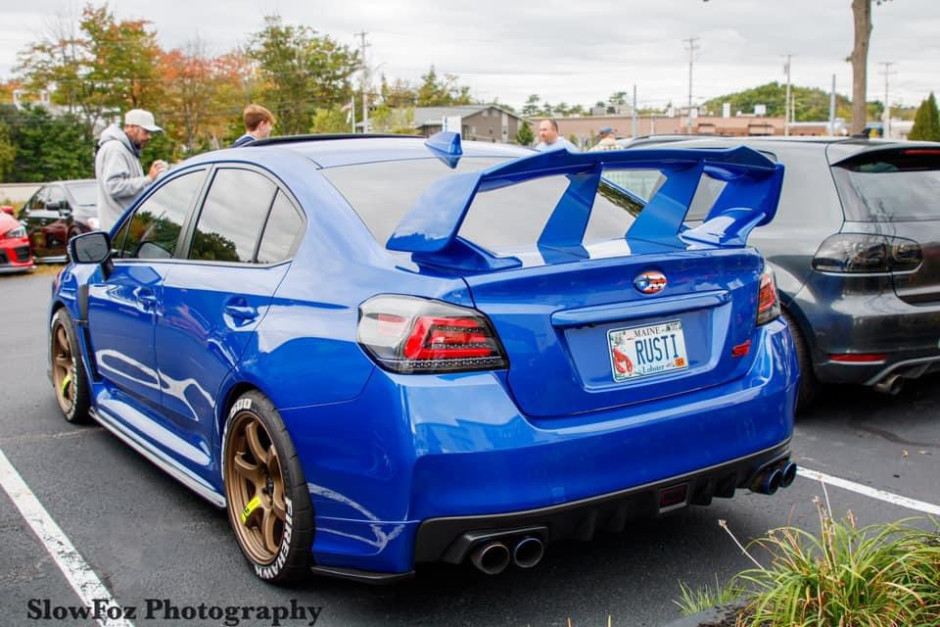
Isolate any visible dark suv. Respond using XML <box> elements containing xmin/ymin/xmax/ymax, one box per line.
<box><xmin>621</xmin><ymin>137</ymin><xmax>940</xmax><ymax>408</ymax></box>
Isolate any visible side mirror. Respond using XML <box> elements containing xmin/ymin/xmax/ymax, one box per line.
<box><xmin>69</xmin><ymin>231</ymin><xmax>112</xmax><ymax>264</ymax></box>
<box><xmin>1</xmin><ymin>205</ymin><xmax>14</xmax><ymax>216</ymax></box>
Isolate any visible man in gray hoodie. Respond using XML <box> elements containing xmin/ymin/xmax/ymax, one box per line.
<box><xmin>95</xmin><ymin>109</ymin><xmax>168</xmax><ymax>230</ymax></box>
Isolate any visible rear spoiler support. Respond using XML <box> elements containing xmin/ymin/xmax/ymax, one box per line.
<box><xmin>387</xmin><ymin>142</ymin><xmax>784</xmax><ymax>267</ymax></box>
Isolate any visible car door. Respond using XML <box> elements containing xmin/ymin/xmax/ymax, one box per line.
<box><xmin>86</xmin><ymin>169</ymin><xmax>208</xmax><ymax>419</ymax></box>
<box><xmin>155</xmin><ymin>167</ymin><xmax>304</xmax><ymax>483</ymax></box>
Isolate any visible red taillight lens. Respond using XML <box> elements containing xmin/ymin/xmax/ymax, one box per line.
<box><xmin>756</xmin><ymin>266</ymin><xmax>780</xmax><ymax>326</ymax></box>
<box><xmin>812</xmin><ymin>234</ymin><xmax>922</xmax><ymax>274</ymax></box>
<box><xmin>358</xmin><ymin>295</ymin><xmax>508</xmax><ymax>373</ymax></box>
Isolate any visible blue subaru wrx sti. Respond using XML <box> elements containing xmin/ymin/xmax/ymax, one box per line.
<box><xmin>50</xmin><ymin>133</ymin><xmax>798</xmax><ymax>583</ymax></box>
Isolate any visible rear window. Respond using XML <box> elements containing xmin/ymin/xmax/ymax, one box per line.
<box><xmin>833</xmin><ymin>150</ymin><xmax>940</xmax><ymax>222</ymax></box>
<box><xmin>323</xmin><ymin>158</ymin><xmax>647</xmax><ymax>253</ymax></box>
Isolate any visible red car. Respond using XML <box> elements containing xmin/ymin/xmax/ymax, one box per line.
<box><xmin>0</xmin><ymin>208</ymin><xmax>34</xmax><ymax>273</ymax></box>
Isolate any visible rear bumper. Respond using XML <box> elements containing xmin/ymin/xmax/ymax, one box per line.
<box><xmin>797</xmin><ymin>287</ymin><xmax>940</xmax><ymax>385</ymax></box>
<box><xmin>281</xmin><ymin>318</ymin><xmax>797</xmax><ymax>574</ymax></box>
<box><xmin>414</xmin><ymin>441</ymin><xmax>790</xmax><ymax>564</ymax></box>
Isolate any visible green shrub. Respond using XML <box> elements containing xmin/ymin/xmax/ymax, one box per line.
<box><xmin>677</xmin><ymin>490</ymin><xmax>940</xmax><ymax>626</ymax></box>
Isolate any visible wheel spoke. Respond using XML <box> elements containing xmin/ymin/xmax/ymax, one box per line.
<box><xmin>232</xmin><ymin>453</ymin><xmax>263</xmax><ymax>486</ymax></box>
<box><xmin>261</xmin><ymin>507</ymin><xmax>279</xmax><ymax>554</ymax></box>
<box><xmin>271</xmin><ymin>483</ymin><xmax>286</xmax><ymax>521</ymax></box>
<box><xmin>56</xmin><ymin>327</ymin><xmax>69</xmax><ymax>353</ymax></box>
<box><xmin>265</xmin><ymin>445</ymin><xmax>279</xmax><ymax>476</ymax></box>
<box><xmin>245</xmin><ymin>421</ymin><xmax>268</xmax><ymax>465</ymax></box>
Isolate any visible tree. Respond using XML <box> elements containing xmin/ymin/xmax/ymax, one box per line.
<box><xmin>909</xmin><ymin>93</ymin><xmax>940</xmax><ymax>141</ymax></box>
<box><xmin>16</xmin><ymin>4</ymin><xmax>164</xmax><ymax>135</ymax></box>
<box><xmin>249</xmin><ymin>15</ymin><xmax>359</xmax><ymax>136</ymax></box>
<box><xmin>848</xmin><ymin>0</ymin><xmax>892</xmax><ymax>134</ymax></box>
<box><xmin>0</xmin><ymin>121</ymin><xmax>15</xmax><ymax>182</ymax></box>
<box><xmin>416</xmin><ymin>66</ymin><xmax>474</xmax><ymax>107</ymax></box>
<box><xmin>0</xmin><ymin>105</ymin><xmax>94</xmax><ymax>182</ymax></box>
<box><xmin>522</xmin><ymin>94</ymin><xmax>541</xmax><ymax>117</ymax></box>
<box><xmin>515</xmin><ymin>122</ymin><xmax>534</xmax><ymax>146</ymax></box>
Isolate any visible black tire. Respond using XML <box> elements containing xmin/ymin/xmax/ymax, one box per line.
<box><xmin>50</xmin><ymin>308</ymin><xmax>91</xmax><ymax>424</ymax></box>
<box><xmin>781</xmin><ymin>309</ymin><xmax>818</xmax><ymax>413</ymax></box>
<box><xmin>222</xmin><ymin>390</ymin><xmax>313</xmax><ymax>583</ymax></box>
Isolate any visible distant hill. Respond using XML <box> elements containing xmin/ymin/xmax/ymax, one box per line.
<box><xmin>701</xmin><ymin>82</ymin><xmax>854</xmax><ymax>122</ymax></box>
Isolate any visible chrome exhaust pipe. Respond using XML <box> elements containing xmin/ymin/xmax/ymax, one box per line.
<box><xmin>750</xmin><ymin>467</ymin><xmax>783</xmax><ymax>495</ymax></box>
<box><xmin>470</xmin><ymin>541</ymin><xmax>511</xmax><ymax>575</ymax></box>
<box><xmin>512</xmin><ymin>536</ymin><xmax>545</xmax><ymax>569</ymax></box>
<box><xmin>780</xmin><ymin>461</ymin><xmax>798</xmax><ymax>488</ymax></box>
<box><xmin>873</xmin><ymin>374</ymin><xmax>903</xmax><ymax>396</ymax></box>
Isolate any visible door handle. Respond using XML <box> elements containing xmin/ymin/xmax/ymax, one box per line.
<box><xmin>136</xmin><ymin>290</ymin><xmax>157</xmax><ymax>311</ymax></box>
<box><xmin>224</xmin><ymin>303</ymin><xmax>258</xmax><ymax>322</ymax></box>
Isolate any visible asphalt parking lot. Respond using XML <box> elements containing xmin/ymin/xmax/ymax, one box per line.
<box><xmin>1</xmin><ymin>271</ymin><xmax>938</xmax><ymax>627</ymax></box>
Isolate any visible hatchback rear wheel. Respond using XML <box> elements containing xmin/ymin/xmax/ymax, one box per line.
<box><xmin>782</xmin><ymin>309</ymin><xmax>818</xmax><ymax>412</ymax></box>
<box><xmin>223</xmin><ymin>391</ymin><xmax>313</xmax><ymax>583</ymax></box>
<box><xmin>50</xmin><ymin>309</ymin><xmax>90</xmax><ymax>423</ymax></box>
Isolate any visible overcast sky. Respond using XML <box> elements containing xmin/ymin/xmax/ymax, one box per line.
<box><xmin>2</xmin><ymin>0</ymin><xmax>938</xmax><ymax>113</ymax></box>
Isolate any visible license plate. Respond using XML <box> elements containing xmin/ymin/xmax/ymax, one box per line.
<box><xmin>608</xmin><ymin>320</ymin><xmax>688</xmax><ymax>382</ymax></box>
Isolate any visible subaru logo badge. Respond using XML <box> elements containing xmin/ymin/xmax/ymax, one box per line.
<box><xmin>635</xmin><ymin>270</ymin><xmax>667</xmax><ymax>294</ymax></box>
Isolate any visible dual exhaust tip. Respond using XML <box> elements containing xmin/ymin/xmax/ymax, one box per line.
<box><xmin>470</xmin><ymin>536</ymin><xmax>544</xmax><ymax>575</ymax></box>
<box><xmin>750</xmin><ymin>460</ymin><xmax>798</xmax><ymax>495</ymax></box>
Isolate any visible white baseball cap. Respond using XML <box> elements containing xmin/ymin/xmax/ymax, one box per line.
<box><xmin>124</xmin><ymin>109</ymin><xmax>162</xmax><ymax>132</ymax></box>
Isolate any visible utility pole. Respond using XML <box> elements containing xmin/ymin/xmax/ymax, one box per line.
<box><xmin>829</xmin><ymin>75</ymin><xmax>837</xmax><ymax>136</ymax></box>
<box><xmin>356</xmin><ymin>31</ymin><xmax>370</xmax><ymax>134</ymax></box>
<box><xmin>683</xmin><ymin>36</ymin><xmax>699</xmax><ymax>135</ymax></box>
<box><xmin>879</xmin><ymin>61</ymin><xmax>895</xmax><ymax>139</ymax></box>
<box><xmin>632</xmin><ymin>84</ymin><xmax>638</xmax><ymax>138</ymax></box>
<box><xmin>784</xmin><ymin>57</ymin><xmax>791</xmax><ymax>136</ymax></box>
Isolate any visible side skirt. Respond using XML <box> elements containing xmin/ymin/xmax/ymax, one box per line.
<box><xmin>89</xmin><ymin>406</ymin><xmax>226</xmax><ymax>508</ymax></box>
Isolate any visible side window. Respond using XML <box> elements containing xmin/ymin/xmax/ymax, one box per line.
<box><xmin>189</xmin><ymin>169</ymin><xmax>277</xmax><ymax>263</ymax></box>
<box><xmin>121</xmin><ymin>170</ymin><xmax>206</xmax><ymax>259</ymax></box>
<box><xmin>47</xmin><ymin>186</ymin><xmax>68</xmax><ymax>211</ymax></box>
<box><xmin>257</xmin><ymin>191</ymin><xmax>303</xmax><ymax>264</ymax></box>
<box><xmin>28</xmin><ymin>188</ymin><xmax>48</xmax><ymax>211</ymax></box>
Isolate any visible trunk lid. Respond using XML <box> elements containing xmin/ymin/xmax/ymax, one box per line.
<box><xmin>465</xmin><ymin>248</ymin><xmax>764</xmax><ymax>417</ymax></box>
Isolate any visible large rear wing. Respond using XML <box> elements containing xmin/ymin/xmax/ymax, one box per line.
<box><xmin>388</xmin><ymin>133</ymin><xmax>784</xmax><ymax>267</ymax></box>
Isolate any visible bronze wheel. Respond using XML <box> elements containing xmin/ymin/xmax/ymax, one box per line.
<box><xmin>222</xmin><ymin>391</ymin><xmax>313</xmax><ymax>582</ymax></box>
<box><xmin>50</xmin><ymin>309</ymin><xmax>90</xmax><ymax>423</ymax></box>
<box><xmin>225</xmin><ymin>411</ymin><xmax>287</xmax><ymax>564</ymax></box>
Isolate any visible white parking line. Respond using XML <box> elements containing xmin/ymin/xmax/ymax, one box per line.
<box><xmin>0</xmin><ymin>448</ymin><xmax>134</xmax><ymax>627</ymax></box>
<box><xmin>798</xmin><ymin>467</ymin><xmax>940</xmax><ymax>516</ymax></box>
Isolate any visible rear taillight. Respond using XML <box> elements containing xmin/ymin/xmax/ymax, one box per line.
<box><xmin>358</xmin><ymin>295</ymin><xmax>508</xmax><ymax>374</ymax></box>
<box><xmin>812</xmin><ymin>234</ymin><xmax>922</xmax><ymax>274</ymax></box>
<box><xmin>756</xmin><ymin>266</ymin><xmax>781</xmax><ymax>326</ymax></box>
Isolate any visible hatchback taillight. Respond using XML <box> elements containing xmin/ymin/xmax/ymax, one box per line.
<box><xmin>812</xmin><ymin>233</ymin><xmax>922</xmax><ymax>274</ymax></box>
<box><xmin>358</xmin><ymin>295</ymin><xmax>508</xmax><ymax>373</ymax></box>
<box><xmin>756</xmin><ymin>266</ymin><xmax>780</xmax><ymax>326</ymax></box>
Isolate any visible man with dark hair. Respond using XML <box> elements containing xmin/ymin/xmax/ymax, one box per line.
<box><xmin>232</xmin><ymin>104</ymin><xmax>276</xmax><ymax>147</ymax></box>
<box><xmin>535</xmin><ymin>118</ymin><xmax>578</xmax><ymax>152</ymax></box>
<box><xmin>95</xmin><ymin>108</ymin><xmax>168</xmax><ymax>230</ymax></box>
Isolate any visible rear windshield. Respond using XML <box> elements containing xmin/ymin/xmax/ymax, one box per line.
<box><xmin>323</xmin><ymin>157</ymin><xmax>646</xmax><ymax>253</ymax></box>
<box><xmin>833</xmin><ymin>150</ymin><xmax>940</xmax><ymax>222</ymax></box>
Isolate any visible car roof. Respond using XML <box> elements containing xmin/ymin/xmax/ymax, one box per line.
<box><xmin>628</xmin><ymin>135</ymin><xmax>940</xmax><ymax>160</ymax></box>
<box><xmin>193</xmin><ymin>134</ymin><xmax>533</xmax><ymax>169</ymax></box>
